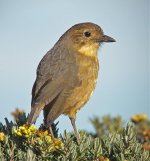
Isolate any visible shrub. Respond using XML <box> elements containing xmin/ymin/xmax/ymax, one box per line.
<box><xmin>0</xmin><ymin>109</ymin><xmax>149</xmax><ymax>161</ymax></box>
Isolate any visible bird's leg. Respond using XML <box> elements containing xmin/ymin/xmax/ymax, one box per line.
<box><xmin>49</xmin><ymin>124</ymin><xmax>55</xmax><ymax>140</ymax></box>
<box><xmin>44</xmin><ymin>119</ymin><xmax>55</xmax><ymax>140</ymax></box>
<box><xmin>69</xmin><ymin>117</ymin><xmax>80</xmax><ymax>143</ymax></box>
<box><xmin>43</xmin><ymin>110</ymin><xmax>55</xmax><ymax>140</ymax></box>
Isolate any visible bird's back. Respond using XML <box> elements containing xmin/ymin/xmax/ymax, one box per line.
<box><xmin>29</xmin><ymin>42</ymin><xmax>81</xmax><ymax>124</ymax></box>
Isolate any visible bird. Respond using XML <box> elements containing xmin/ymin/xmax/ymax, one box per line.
<box><xmin>27</xmin><ymin>22</ymin><xmax>115</xmax><ymax>142</ymax></box>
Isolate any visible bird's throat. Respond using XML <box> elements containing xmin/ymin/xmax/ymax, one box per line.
<box><xmin>78</xmin><ymin>44</ymin><xmax>99</xmax><ymax>58</ymax></box>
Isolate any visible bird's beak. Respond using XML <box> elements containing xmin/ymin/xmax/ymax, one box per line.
<box><xmin>96</xmin><ymin>35</ymin><xmax>116</xmax><ymax>43</ymax></box>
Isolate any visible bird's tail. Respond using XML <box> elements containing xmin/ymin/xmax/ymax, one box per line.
<box><xmin>26</xmin><ymin>110</ymin><xmax>37</xmax><ymax>125</ymax></box>
<box><xmin>26</xmin><ymin>104</ymin><xmax>44</xmax><ymax>125</ymax></box>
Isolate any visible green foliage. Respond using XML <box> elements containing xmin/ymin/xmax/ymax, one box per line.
<box><xmin>101</xmin><ymin>124</ymin><xmax>149</xmax><ymax>161</ymax></box>
<box><xmin>0</xmin><ymin>113</ymin><xmax>150</xmax><ymax>161</ymax></box>
<box><xmin>90</xmin><ymin>115</ymin><xmax>124</xmax><ymax>137</ymax></box>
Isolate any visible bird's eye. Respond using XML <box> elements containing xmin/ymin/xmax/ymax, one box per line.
<box><xmin>84</xmin><ymin>31</ymin><xmax>91</xmax><ymax>38</ymax></box>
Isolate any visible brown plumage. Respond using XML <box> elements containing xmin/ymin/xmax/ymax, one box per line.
<box><xmin>27</xmin><ymin>22</ymin><xmax>115</xmax><ymax>142</ymax></box>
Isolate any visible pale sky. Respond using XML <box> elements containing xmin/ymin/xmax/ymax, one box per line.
<box><xmin>0</xmin><ymin>0</ymin><xmax>149</xmax><ymax>133</ymax></box>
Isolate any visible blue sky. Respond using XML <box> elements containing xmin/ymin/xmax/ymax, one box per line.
<box><xmin>0</xmin><ymin>0</ymin><xmax>149</xmax><ymax>133</ymax></box>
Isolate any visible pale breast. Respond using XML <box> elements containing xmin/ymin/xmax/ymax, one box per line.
<box><xmin>63</xmin><ymin>54</ymin><xmax>99</xmax><ymax>118</ymax></box>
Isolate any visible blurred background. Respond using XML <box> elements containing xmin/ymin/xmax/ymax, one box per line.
<box><xmin>0</xmin><ymin>0</ymin><xmax>149</xmax><ymax>133</ymax></box>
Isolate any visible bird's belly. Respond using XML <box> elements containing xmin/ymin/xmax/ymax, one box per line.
<box><xmin>63</xmin><ymin>76</ymin><xmax>97</xmax><ymax>118</ymax></box>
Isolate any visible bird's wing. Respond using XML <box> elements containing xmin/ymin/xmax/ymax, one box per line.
<box><xmin>27</xmin><ymin>46</ymin><xmax>78</xmax><ymax>124</ymax></box>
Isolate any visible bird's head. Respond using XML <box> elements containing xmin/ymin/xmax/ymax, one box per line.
<box><xmin>62</xmin><ymin>22</ymin><xmax>115</xmax><ymax>58</ymax></box>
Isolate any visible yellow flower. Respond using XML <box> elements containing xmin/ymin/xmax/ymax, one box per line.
<box><xmin>131</xmin><ymin>113</ymin><xmax>148</xmax><ymax>123</ymax></box>
<box><xmin>97</xmin><ymin>156</ymin><xmax>110</xmax><ymax>161</ymax></box>
<box><xmin>33</xmin><ymin>129</ymin><xmax>52</xmax><ymax>145</ymax></box>
<box><xmin>16</xmin><ymin>131</ymin><xmax>22</xmax><ymax>136</ymax></box>
<box><xmin>0</xmin><ymin>132</ymin><xmax>5</xmax><ymax>141</ymax></box>
<box><xmin>143</xmin><ymin>128</ymin><xmax>150</xmax><ymax>143</ymax></box>
<box><xmin>14</xmin><ymin>124</ymin><xmax>37</xmax><ymax>138</ymax></box>
<box><xmin>35</xmin><ymin>137</ymin><xmax>43</xmax><ymax>144</ymax></box>
<box><xmin>36</xmin><ymin>130</ymin><xmax>49</xmax><ymax>137</ymax></box>
<box><xmin>45</xmin><ymin>135</ymin><xmax>52</xmax><ymax>142</ymax></box>
<box><xmin>50</xmin><ymin>138</ymin><xmax>64</xmax><ymax>151</ymax></box>
<box><xmin>26</xmin><ymin>128</ymin><xmax>63</xmax><ymax>151</ymax></box>
<box><xmin>143</xmin><ymin>142</ymin><xmax>150</xmax><ymax>151</ymax></box>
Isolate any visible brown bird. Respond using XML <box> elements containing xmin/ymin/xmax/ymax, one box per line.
<box><xmin>27</xmin><ymin>22</ymin><xmax>115</xmax><ymax>142</ymax></box>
